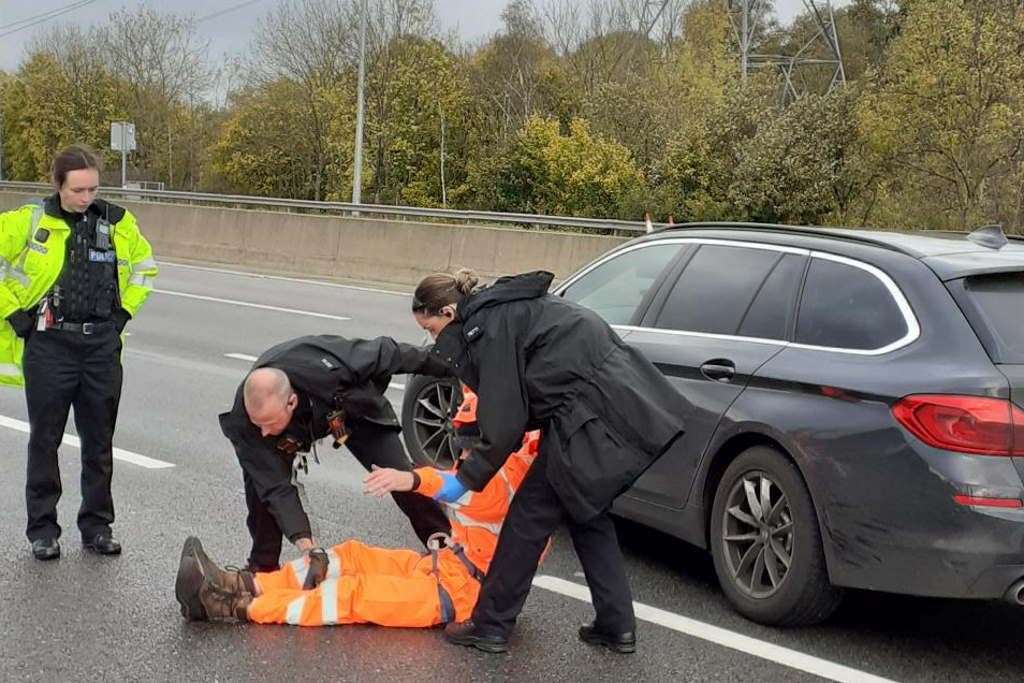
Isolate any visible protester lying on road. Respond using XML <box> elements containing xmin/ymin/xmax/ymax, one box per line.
<box><xmin>176</xmin><ymin>388</ymin><xmax>542</xmax><ymax>628</ymax></box>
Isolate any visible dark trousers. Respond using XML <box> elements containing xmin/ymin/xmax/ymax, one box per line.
<box><xmin>24</xmin><ymin>326</ymin><xmax>123</xmax><ymax>542</ymax></box>
<box><xmin>471</xmin><ymin>451</ymin><xmax>636</xmax><ymax>636</ymax></box>
<box><xmin>245</xmin><ymin>422</ymin><xmax>451</xmax><ymax>570</ymax></box>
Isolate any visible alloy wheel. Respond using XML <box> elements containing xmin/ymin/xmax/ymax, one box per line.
<box><xmin>721</xmin><ymin>470</ymin><xmax>795</xmax><ymax>599</ymax></box>
<box><xmin>411</xmin><ymin>380</ymin><xmax>460</xmax><ymax>468</ymax></box>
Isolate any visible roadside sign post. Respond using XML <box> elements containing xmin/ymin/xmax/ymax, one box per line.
<box><xmin>110</xmin><ymin>122</ymin><xmax>137</xmax><ymax>188</ymax></box>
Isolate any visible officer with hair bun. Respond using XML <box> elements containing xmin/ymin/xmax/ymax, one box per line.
<box><xmin>410</xmin><ymin>267</ymin><xmax>688</xmax><ymax>654</ymax></box>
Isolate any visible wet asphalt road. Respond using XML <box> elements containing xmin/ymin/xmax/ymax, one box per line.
<box><xmin>0</xmin><ymin>262</ymin><xmax>1021</xmax><ymax>682</ymax></box>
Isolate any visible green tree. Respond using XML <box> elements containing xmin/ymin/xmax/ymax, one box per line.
<box><xmin>839</xmin><ymin>0</ymin><xmax>907</xmax><ymax>82</ymax></box>
<box><xmin>466</xmin><ymin>1</ymin><xmax>560</xmax><ymax>148</ymax></box>
<box><xmin>472</xmin><ymin>115</ymin><xmax>646</xmax><ymax>219</ymax></box>
<box><xmin>0</xmin><ymin>48</ymin><xmax>127</xmax><ymax>183</ymax></box>
<box><xmin>363</xmin><ymin>36</ymin><xmax>471</xmax><ymax>206</ymax></box>
<box><xmin>858</xmin><ymin>0</ymin><xmax>1024</xmax><ymax>230</ymax></box>
<box><xmin>98</xmin><ymin>8</ymin><xmax>215</xmax><ymax>188</ymax></box>
<box><xmin>730</xmin><ymin>88</ymin><xmax>871</xmax><ymax>225</ymax></box>
<box><xmin>208</xmin><ymin>79</ymin><xmax>342</xmax><ymax>199</ymax></box>
<box><xmin>247</xmin><ymin>0</ymin><xmax>357</xmax><ymax>200</ymax></box>
<box><xmin>557</xmin><ymin>1</ymin><xmax>735</xmax><ymax>177</ymax></box>
<box><xmin>653</xmin><ymin>74</ymin><xmax>778</xmax><ymax>222</ymax></box>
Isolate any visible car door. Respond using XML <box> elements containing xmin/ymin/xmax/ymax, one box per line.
<box><xmin>624</xmin><ymin>241</ymin><xmax>808</xmax><ymax>509</ymax></box>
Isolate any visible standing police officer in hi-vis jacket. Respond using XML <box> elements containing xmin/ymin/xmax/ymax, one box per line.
<box><xmin>0</xmin><ymin>144</ymin><xmax>158</xmax><ymax>561</ymax></box>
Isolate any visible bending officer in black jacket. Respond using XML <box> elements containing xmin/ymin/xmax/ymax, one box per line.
<box><xmin>219</xmin><ymin>335</ymin><xmax>451</xmax><ymax>571</ymax></box>
<box><xmin>410</xmin><ymin>269</ymin><xmax>688</xmax><ymax>654</ymax></box>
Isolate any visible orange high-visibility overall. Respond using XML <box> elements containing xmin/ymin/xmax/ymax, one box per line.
<box><xmin>247</xmin><ymin>388</ymin><xmax>540</xmax><ymax>627</ymax></box>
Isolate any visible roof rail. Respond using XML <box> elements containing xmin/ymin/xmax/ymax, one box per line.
<box><xmin>652</xmin><ymin>222</ymin><xmax>911</xmax><ymax>255</ymax></box>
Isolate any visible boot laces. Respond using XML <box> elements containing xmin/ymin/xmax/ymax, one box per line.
<box><xmin>204</xmin><ymin>578</ymin><xmax>251</xmax><ymax>616</ymax></box>
<box><xmin>221</xmin><ymin>564</ymin><xmax>254</xmax><ymax>592</ymax></box>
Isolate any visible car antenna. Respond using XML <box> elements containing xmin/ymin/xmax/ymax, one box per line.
<box><xmin>967</xmin><ymin>224</ymin><xmax>1008</xmax><ymax>250</ymax></box>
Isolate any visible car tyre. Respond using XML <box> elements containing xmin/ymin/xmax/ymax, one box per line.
<box><xmin>400</xmin><ymin>374</ymin><xmax>461</xmax><ymax>469</ymax></box>
<box><xmin>710</xmin><ymin>445</ymin><xmax>843</xmax><ymax>626</ymax></box>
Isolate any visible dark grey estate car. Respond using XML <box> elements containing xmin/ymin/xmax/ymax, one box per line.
<box><xmin>401</xmin><ymin>222</ymin><xmax>1024</xmax><ymax>626</ymax></box>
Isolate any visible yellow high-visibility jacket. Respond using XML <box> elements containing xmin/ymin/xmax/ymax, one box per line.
<box><xmin>0</xmin><ymin>197</ymin><xmax>157</xmax><ymax>386</ymax></box>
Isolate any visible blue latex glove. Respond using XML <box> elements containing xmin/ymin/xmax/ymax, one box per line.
<box><xmin>435</xmin><ymin>472</ymin><xmax>468</xmax><ymax>503</ymax></box>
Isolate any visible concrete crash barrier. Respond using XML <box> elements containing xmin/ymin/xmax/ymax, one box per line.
<box><xmin>0</xmin><ymin>191</ymin><xmax>627</xmax><ymax>285</ymax></box>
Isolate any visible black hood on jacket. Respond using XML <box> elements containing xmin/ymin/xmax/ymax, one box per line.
<box><xmin>458</xmin><ymin>271</ymin><xmax>554</xmax><ymax>321</ymax></box>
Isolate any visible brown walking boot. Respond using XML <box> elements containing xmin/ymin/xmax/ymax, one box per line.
<box><xmin>186</xmin><ymin>536</ymin><xmax>257</xmax><ymax>595</ymax></box>
<box><xmin>175</xmin><ymin>539</ymin><xmax>253</xmax><ymax>622</ymax></box>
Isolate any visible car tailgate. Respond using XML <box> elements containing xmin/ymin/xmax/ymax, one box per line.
<box><xmin>945</xmin><ymin>271</ymin><xmax>1024</xmax><ymax>481</ymax></box>
<box><xmin>1000</xmin><ymin>364</ymin><xmax>1024</xmax><ymax>483</ymax></box>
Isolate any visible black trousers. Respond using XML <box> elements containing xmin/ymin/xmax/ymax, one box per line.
<box><xmin>471</xmin><ymin>451</ymin><xmax>636</xmax><ymax>636</ymax></box>
<box><xmin>23</xmin><ymin>326</ymin><xmax>123</xmax><ymax>542</ymax></box>
<box><xmin>245</xmin><ymin>422</ymin><xmax>451</xmax><ymax>570</ymax></box>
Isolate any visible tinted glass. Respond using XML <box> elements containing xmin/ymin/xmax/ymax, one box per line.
<box><xmin>561</xmin><ymin>244</ymin><xmax>682</xmax><ymax>325</ymax></box>
<box><xmin>737</xmin><ymin>253</ymin><xmax>807</xmax><ymax>341</ymax></box>
<box><xmin>795</xmin><ymin>258</ymin><xmax>908</xmax><ymax>350</ymax></box>
<box><xmin>957</xmin><ymin>272</ymin><xmax>1024</xmax><ymax>363</ymax></box>
<box><xmin>655</xmin><ymin>245</ymin><xmax>783</xmax><ymax>335</ymax></box>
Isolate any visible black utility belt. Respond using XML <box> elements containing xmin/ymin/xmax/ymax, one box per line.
<box><xmin>49</xmin><ymin>321</ymin><xmax>114</xmax><ymax>335</ymax></box>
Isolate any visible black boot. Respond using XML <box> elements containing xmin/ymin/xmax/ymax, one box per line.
<box><xmin>31</xmin><ymin>538</ymin><xmax>60</xmax><ymax>561</ymax></box>
<box><xmin>83</xmin><ymin>533</ymin><xmax>121</xmax><ymax>555</ymax></box>
<box><xmin>579</xmin><ymin>622</ymin><xmax>637</xmax><ymax>654</ymax></box>
<box><xmin>444</xmin><ymin>620</ymin><xmax>509</xmax><ymax>653</ymax></box>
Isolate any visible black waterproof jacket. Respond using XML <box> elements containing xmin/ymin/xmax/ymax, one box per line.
<box><xmin>431</xmin><ymin>271</ymin><xmax>688</xmax><ymax>522</ymax></box>
<box><xmin>219</xmin><ymin>335</ymin><xmax>449</xmax><ymax>541</ymax></box>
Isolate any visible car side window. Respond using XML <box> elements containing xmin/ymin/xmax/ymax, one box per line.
<box><xmin>561</xmin><ymin>244</ymin><xmax>682</xmax><ymax>325</ymax></box>
<box><xmin>795</xmin><ymin>257</ymin><xmax>908</xmax><ymax>350</ymax></box>
<box><xmin>737</xmin><ymin>253</ymin><xmax>807</xmax><ymax>341</ymax></box>
<box><xmin>654</xmin><ymin>245</ymin><xmax>786</xmax><ymax>336</ymax></box>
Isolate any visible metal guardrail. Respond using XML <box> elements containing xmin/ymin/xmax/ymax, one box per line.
<box><xmin>0</xmin><ymin>181</ymin><xmax>657</xmax><ymax>235</ymax></box>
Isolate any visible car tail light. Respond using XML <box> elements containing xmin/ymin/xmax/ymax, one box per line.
<box><xmin>953</xmin><ymin>495</ymin><xmax>1023</xmax><ymax>509</ymax></box>
<box><xmin>891</xmin><ymin>395</ymin><xmax>1024</xmax><ymax>456</ymax></box>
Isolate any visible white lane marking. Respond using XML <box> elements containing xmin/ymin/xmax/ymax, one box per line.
<box><xmin>153</xmin><ymin>289</ymin><xmax>352</xmax><ymax>321</ymax></box>
<box><xmin>158</xmin><ymin>261</ymin><xmax>410</xmax><ymax>297</ymax></box>
<box><xmin>222</xmin><ymin>353</ymin><xmax>405</xmax><ymax>392</ymax></box>
<box><xmin>0</xmin><ymin>415</ymin><xmax>175</xmax><ymax>470</ymax></box>
<box><xmin>532</xmin><ymin>575</ymin><xmax>896</xmax><ymax>683</ymax></box>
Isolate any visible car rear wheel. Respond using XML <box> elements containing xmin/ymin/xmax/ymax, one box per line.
<box><xmin>400</xmin><ymin>375</ymin><xmax>460</xmax><ymax>469</ymax></box>
<box><xmin>710</xmin><ymin>445</ymin><xmax>843</xmax><ymax>626</ymax></box>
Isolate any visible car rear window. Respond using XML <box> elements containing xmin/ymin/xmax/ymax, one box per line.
<box><xmin>954</xmin><ymin>272</ymin><xmax>1024</xmax><ymax>364</ymax></box>
<box><xmin>795</xmin><ymin>257</ymin><xmax>908</xmax><ymax>350</ymax></box>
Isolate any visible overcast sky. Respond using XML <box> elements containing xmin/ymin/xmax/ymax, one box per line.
<box><xmin>0</xmin><ymin>0</ymin><xmax>847</xmax><ymax>72</ymax></box>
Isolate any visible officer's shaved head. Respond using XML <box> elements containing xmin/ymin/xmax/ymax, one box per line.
<box><xmin>244</xmin><ymin>368</ymin><xmax>297</xmax><ymax>436</ymax></box>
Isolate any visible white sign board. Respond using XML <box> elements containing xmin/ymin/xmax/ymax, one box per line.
<box><xmin>110</xmin><ymin>122</ymin><xmax>137</xmax><ymax>152</ymax></box>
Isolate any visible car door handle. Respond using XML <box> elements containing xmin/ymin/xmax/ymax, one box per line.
<box><xmin>700</xmin><ymin>359</ymin><xmax>736</xmax><ymax>383</ymax></box>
